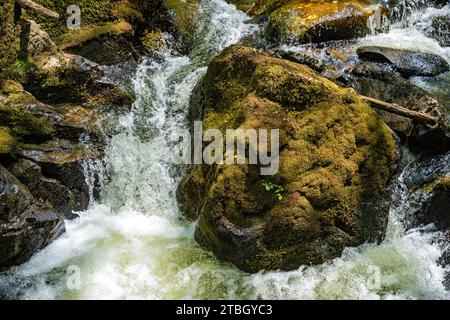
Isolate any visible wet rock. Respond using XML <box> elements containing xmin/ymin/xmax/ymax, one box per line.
<box><xmin>0</xmin><ymin>164</ymin><xmax>65</xmax><ymax>270</ymax></box>
<box><xmin>346</xmin><ymin>62</ymin><xmax>449</xmax><ymax>151</ymax></box>
<box><xmin>16</xmin><ymin>139</ymin><xmax>95</xmax><ymax>213</ymax></box>
<box><xmin>357</xmin><ymin>46</ymin><xmax>450</xmax><ymax>77</ymax></box>
<box><xmin>259</xmin><ymin>0</ymin><xmax>389</xmax><ymax>44</ymax></box>
<box><xmin>8</xmin><ymin>159</ymin><xmax>80</xmax><ymax>219</ymax></box>
<box><xmin>430</xmin><ymin>14</ymin><xmax>450</xmax><ymax>47</ymax></box>
<box><xmin>400</xmin><ymin>152</ymin><xmax>450</xmax><ymax>230</ymax></box>
<box><xmin>419</xmin><ymin>176</ymin><xmax>450</xmax><ymax>229</ymax></box>
<box><xmin>178</xmin><ymin>45</ymin><xmax>398</xmax><ymax>272</ymax></box>
<box><xmin>26</xmin><ymin>54</ymin><xmax>135</xmax><ymax>106</ymax></box>
<box><xmin>61</xmin><ymin>22</ymin><xmax>139</xmax><ymax>66</ymax></box>
<box><xmin>19</xmin><ymin>19</ymin><xmax>57</xmax><ymax>60</ymax></box>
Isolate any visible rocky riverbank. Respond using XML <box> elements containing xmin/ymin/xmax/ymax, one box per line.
<box><xmin>1</xmin><ymin>0</ymin><xmax>449</xmax><ymax>282</ymax></box>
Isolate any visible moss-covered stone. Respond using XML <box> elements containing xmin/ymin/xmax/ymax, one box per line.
<box><xmin>230</xmin><ymin>0</ymin><xmax>389</xmax><ymax>44</ymax></box>
<box><xmin>178</xmin><ymin>45</ymin><xmax>398</xmax><ymax>272</ymax></box>
<box><xmin>59</xmin><ymin>21</ymin><xmax>133</xmax><ymax>49</ymax></box>
<box><xmin>141</xmin><ymin>30</ymin><xmax>167</xmax><ymax>51</ymax></box>
<box><xmin>26</xmin><ymin>60</ymin><xmax>134</xmax><ymax>105</ymax></box>
<box><xmin>0</xmin><ymin>0</ymin><xmax>20</xmax><ymax>79</ymax></box>
<box><xmin>0</xmin><ymin>105</ymin><xmax>54</xmax><ymax>138</ymax></box>
<box><xmin>0</xmin><ymin>127</ymin><xmax>16</xmax><ymax>154</ymax></box>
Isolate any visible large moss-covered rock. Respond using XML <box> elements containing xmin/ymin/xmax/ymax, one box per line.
<box><xmin>0</xmin><ymin>164</ymin><xmax>65</xmax><ymax>270</ymax></box>
<box><xmin>177</xmin><ymin>45</ymin><xmax>398</xmax><ymax>272</ymax></box>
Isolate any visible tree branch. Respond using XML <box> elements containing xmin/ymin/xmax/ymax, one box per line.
<box><xmin>16</xmin><ymin>0</ymin><xmax>59</xmax><ymax>18</ymax></box>
<box><xmin>361</xmin><ymin>95</ymin><xmax>438</xmax><ymax>127</ymax></box>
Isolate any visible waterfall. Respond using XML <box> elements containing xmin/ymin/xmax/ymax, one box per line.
<box><xmin>0</xmin><ymin>0</ymin><xmax>449</xmax><ymax>300</ymax></box>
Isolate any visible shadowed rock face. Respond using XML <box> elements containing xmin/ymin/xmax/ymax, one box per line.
<box><xmin>345</xmin><ymin>62</ymin><xmax>450</xmax><ymax>152</ymax></box>
<box><xmin>357</xmin><ymin>46</ymin><xmax>450</xmax><ymax>77</ymax></box>
<box><xmin>177</xmin><ymin>45</ymin><xmax>398</xmax><ymax>273</ymax></box>
<box><xmin>0</xmin><ymin>164</ymin><xmax>65</xmax><ymax>270</ymax></box>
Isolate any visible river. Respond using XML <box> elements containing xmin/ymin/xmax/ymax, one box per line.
<box><xmin>0</xmin><ymin>0</ymin><xmax>449</xmax><ymax>299</ymax></box>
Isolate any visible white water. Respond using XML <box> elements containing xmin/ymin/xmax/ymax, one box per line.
<box><xmin>1</xmin><ymin>0</ymin><xmax>449</xmax><ymax>300</ymax></box>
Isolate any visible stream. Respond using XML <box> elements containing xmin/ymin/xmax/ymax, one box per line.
<box><xmin>0</xmin><ymin>0</ymin><xmax>449</xmax><ymax>299</ymax></box>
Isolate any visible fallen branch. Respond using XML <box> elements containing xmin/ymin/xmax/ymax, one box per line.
<box><xmin>16</xmin><ymin>0</ymin><xmax>60</xmax><ymax>18</ymax></box>
<box><xmin>361</xmin><ymin>95</ymin><xmax>438</xmax><ymax>127</ymax></box>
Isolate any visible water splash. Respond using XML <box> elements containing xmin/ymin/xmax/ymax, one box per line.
<box><xmin>0</xmin><ymin>0</ymin><xmax>448</xmax><ymax>300</ymax></box>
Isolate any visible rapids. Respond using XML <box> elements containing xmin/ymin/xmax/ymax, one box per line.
<box><xmin>0</xmin><ymin>0</ymin><xmax>449</xmax><ymax>299</ymax></box>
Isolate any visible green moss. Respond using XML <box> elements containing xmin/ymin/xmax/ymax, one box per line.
<box><xmin>141</xmin><ymin>30</ymin><xmax>167</xmax><ymax>51</ymax></box>
<box><xmin>111</xmin><ymin>0</ymin><xmax>145</xmax><ymax>24</ymax></box>
<box><xmin>0</xmin><ymin>127</ymin><xmax>16</xmax><ymax>154</ymax></box>
<box><xmin>262</xmin><ymin>0</ymin><xmax>382</xmax><ymax>44</ymax></box>
<box><xmin>0</xmin><ymin>0</ymin><xmax>20</xmax><ymax>79</ymax></box>
<box><xmin>0</xmin><ymin>105</ymin><xmax>54</xmax><ymax>138</ymax></box>
<box><xmin>24</xmin><ymin>0</ymin><xmax>114</xmax><ymax>40</ymax></box>
<box><xmin>60</xmin><ymin>21</ymin><xmax>133</xmax><ymax>49</ymax></box>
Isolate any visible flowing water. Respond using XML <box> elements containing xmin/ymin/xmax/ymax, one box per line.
<box><xmin>0</xmin><ymin>0</ymin><xmax>449</xmax><ymax>299</ymax></box>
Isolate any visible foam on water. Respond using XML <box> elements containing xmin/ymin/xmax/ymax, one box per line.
<box><xmin>0</xmin><ymin>0</ymin><xmax>449</xmax><ymax>300</ymax></box>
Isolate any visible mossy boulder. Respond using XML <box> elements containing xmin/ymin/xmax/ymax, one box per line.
<box><xmin>177</xmin><ymin>45</ymin><xmax>398</xmax><ymax>272</ymax></box>
<box><xmin>235</xmin><ymin>0</ymin><xmax>389</xmax><ymax>44</ymax></box>
<box><xmin>25</xmin><ymin>55</ymin><xmax>135</xmax><ymax>105</ymax></box>
<box><xmin>60</xmin><ymin>21</ymin><xmax>139</xmax><ymax>65</ymax></box>
<box><xmin>0</xmin><ymin>127</ymin><xmax>16</xmax><ymax>155</ymax></box>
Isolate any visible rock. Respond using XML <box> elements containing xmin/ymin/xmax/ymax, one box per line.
<box><xmin>0</xmin><ymin>127</ymin><xmax>15</xmax><ymax>154</ymax></box>
<box><xmin>345</xmin><ymin>62</ymin><xmax>450</xmax><ymax>151</ymax></box>
<box><xmin>357</xmin><ymin>46</ymin><xmax>450</xmax><ymax>77</ymax></box>
<box><xmin>16</xmin><ymin>138</ymin><xmax>96</xmax><ymax>213</ymax></box>
<box><xmin>430</xmin><ymin>14</ymin><xmax>450</xmax><ymax>47</ymax></box>
<box><xmin>61</xmin><ymin>21</ymin><xmax>140</xmax><ymax>65</ymax></box>
<box><xmin>8</xmin><ymin>159</ymin><xmax>80</xmax><ymax>219</ymax></box>
<box><xmin>419</xmin><ymin>176</ymin><xmax>450</xmax><ymax>230</ymax></box>
<box><xmin>262</xmin><ymin>0</ymin><xmax>389</xmax><ymax>44</ymax></box>
<box><xmin>177</xmin><ymin>45</ymin><xmax>398</xmax><ymax>272</ymax></box>
<box><xmin>19</xmin><ymin>19</ymin><xmax>57</xmax><ymax>60</ymax></box>
<box><xmin>0</xmin><ymin>0</ymin><xmax>20</xmax><ymax>76</ymax></box>
<box><xmin>26</xmin><ymin>54</ymin><xmax>135</xmax><ymax>105</ymax></box>
<box><xmin>163</xmin><ymin>0</ymin><xmax>199</xmax><ymax>49</ymax></box>
<box><xmin>0</xmin><ymin>164</ymin><xmax>65</xmax><ymax>270</ymax></box>
<box><xmin>400</xmin><ymin>151</ymin><xmax>450</xmax><ymax>230</ymax></box>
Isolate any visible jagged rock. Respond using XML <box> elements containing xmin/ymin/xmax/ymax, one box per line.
<box><xmin>19</xmin><ymin>19</ymin><xmax>57</xmax><ymax>60</ymax></box>
<box><xmin>0</xmin><ymin>164</ymin><xmax>65</xmax><ymax>270</ymax></box>
<box><xmin>420</xmin><ymin>176</ymin><xmax>450</xmax><ymax>229</ymax></box>
<box><xmin>357</xmin><ymin>46</ymin><xmax>450</xmax><ymax>77</ymax></box>
<box><xmin>8</xmin><ymin>159</ymin><xmax>80</xmax><ymax>219</ymax></box>
<box><xmin>26</xmin><ymin>54</ymin><xmax>135</xmax><ymax>105</ymax></box>
<box><xmin>400</xmin><ymin>152</ymin><xmax>450</xmax><ymax>230</ymax></box>
<box><xmin>345</xmin><ymin>62</ymin><xmax>449</xmax><ymax>151</ymax></box>
<box><xmin>16</xmin><ymin>139</ymin><xmax>95</xmax><ymax>213</ymax></box>
<box><xmin>177</xmin><ymin>45</ymin><xmax>398</xmax><ymax>272</ymax></box>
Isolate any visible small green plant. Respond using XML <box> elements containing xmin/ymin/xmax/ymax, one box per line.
<box><xmin>262</xmin><ymin>181</ymin><xmax>284</xmax><ymax>201</ymax></box>
<box><xmin>11</xmin><ymin>59</ymin><xmax>27</xmax><ymax>71</ymax></box>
